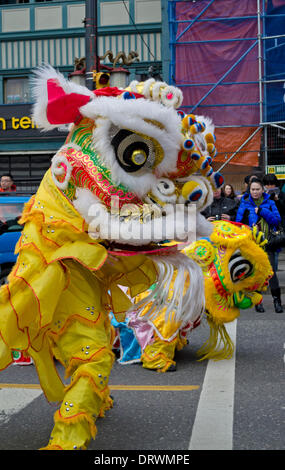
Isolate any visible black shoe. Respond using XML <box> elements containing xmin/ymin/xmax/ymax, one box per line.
<box><xmin>255</xmin><ymin>303</ymin><xmax>265</xmax><ymax>312</ymax></box>
<box><xmin>273</xmin><ymin>297</ymin><xmax>283</xmax><ymax>313</ymax></box>
<box><xmin>113</xmin><ymin>348</ymin><xmax>121</xmax><ymax>358</ymax></box>
<box><xmin>271</xmin><ymin>288</ymin><xmax>284</xmax><ymax>313</ymax></box>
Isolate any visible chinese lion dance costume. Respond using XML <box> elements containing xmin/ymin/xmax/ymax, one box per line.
<box><xmin>120</xmin><ymin>222</ymin><xmax>272</xmax><ymax>372</ymax></box>
<box><xmin>0</xmin><ymin>65</ymin><xmax>270</xmax><ymax>450</ymax></box>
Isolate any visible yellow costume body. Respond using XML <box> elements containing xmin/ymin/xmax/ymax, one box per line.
<box><xmin>0</xmin><ymin>171</ymin><xmax>156</xmax><ymax>449</ymax></box>
<box><xmin>133</xmin><ymin>276</ymin><xmax>193</xmax><ymax>372</ymax></box>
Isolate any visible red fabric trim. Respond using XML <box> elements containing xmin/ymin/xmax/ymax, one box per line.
<box><xmin>93</xmin><ymin>87</ymin><xmax>144</xmax><ymax>99</ymax></box>
<box><xmin>46</xmin><ymin>80</ymin><xmax>144</xmax><ymax>125</ymax></box>
<box><xmin>0</xmin><ymin>185</ymin><xmax>16</xmax><ymax>192</ymax></box>
<box><xmin>46</xmin><ymin>79</ymin><xmax>90</xmax><ymax>125</ymax></box>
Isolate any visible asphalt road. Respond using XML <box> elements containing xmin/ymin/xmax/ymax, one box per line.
<box><xmin>0</xmin><ymin>293</ymin><xmax>284</xmax><ymax>455</ymax></box>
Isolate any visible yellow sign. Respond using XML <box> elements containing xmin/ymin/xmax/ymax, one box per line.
<box><xmin>0</xmin><ymin>116</ymin><xmax>38</xmax><ymax>131</ymax></box>
<box><xmin>266</xmin><ymin>165</ymin><xmax>285</xmax><ymax>179</ymax></box>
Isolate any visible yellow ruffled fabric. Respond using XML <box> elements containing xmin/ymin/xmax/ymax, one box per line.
<box><xmin>0</xmin><ymin>169</ymin><xmax>157</xmax><ymax>408</ymax></box>
<box><xmin>0</xmin><ymin>169</ymin><xmax>159</xmax><ymax>449</ymax></box>
<box><xmin>141</xmin><ymin>334</ymin><xmax>178</xmax><ymax>372</ymax></box>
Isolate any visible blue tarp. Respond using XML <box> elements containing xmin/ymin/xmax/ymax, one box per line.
<box><xmin>265</xmin><ymin>0</ymin><xmax>285</xmax><ymax>122</ymax></box>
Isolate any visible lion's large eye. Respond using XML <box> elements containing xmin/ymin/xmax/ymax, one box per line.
<box><xmin>111</xmin><ymin>129</ymin><xmax>155</xmax><ymax>173</ymax></box>
<box><xmin>228</xmin><ymin>250</ymin><xmax>253</xmax><ymax>283</ymax></box>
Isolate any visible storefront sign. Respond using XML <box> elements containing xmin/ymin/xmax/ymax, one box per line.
<box><xmin>266</xmin><ymin>165</ymin><xmax>285</xmax><ymax>179</ymax></box>
<box><xmin>0</xmin><ymin>104</ymin><xmax>68</xmax><ymax>140</ymax></box>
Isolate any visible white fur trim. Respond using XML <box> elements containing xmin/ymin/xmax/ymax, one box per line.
<box><xmin>160</xmin><ymin>85</ymin><xmax>183</xmax><ymax>108</ymax></box>
<box><xmin>130</xmin><ymin>252</ymin><xmax>205</xmax><ymax>327</ymax></box>
<box><xmin>197</xmin><ymin>114</ymin><xmax>215</xmax><ymax>136</ymax></box>
<box><xmin>149</xmin><ymin>178</ymin><xmax>177</xmax><ymax>204</ymax></box>
<box><xmin>152</xmin><ymin>81</ymin><xmax>167</xmax><ymax>100</ymax></box>
<box><xmin>80</xmin><ymin>96</ymin><xmax>182</xmax><ymax>185</ymax></box>
<box><xmin>50</xmin><ymin>151</ymin><xmax>73</xmax><ymax>190</ymax></box>
<box><xmin>73</xmin><ymin>187</ymin><xmax>99</xmax><ymax>224</ymax></box>
<box><xmin>193</xmin><ymin>115</ymin><xmax>215</xmax><ymax>157</ymax></box>
<box><xmin>128</xmin><ymin>80</ymin><xmax>139</xmax><ymax>92</ymax></box>
<box><xmin>142</xmin><ymin>78</ymin><xmax>156</xmax><ymax>98</ymax></box>
<box><xmin>196</xmin><ymin>212</ymin><xmax>213</xmax><ymax>238</ymax></box>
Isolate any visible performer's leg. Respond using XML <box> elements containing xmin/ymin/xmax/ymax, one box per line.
<box><xmin>141</xmin><ymin>333</ymin><xmax>178</xmax><ymax>372</ymax></box>
<box><xmin>43</xmin><ymin>316</ymin><xmax>115</xmax><ymax>450</ymax></box>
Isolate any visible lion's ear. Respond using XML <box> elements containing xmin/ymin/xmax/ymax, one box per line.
<box><xmin>183</xmin><ymin>239</ymin><xmax>215</xmax><ymax>268</ymax></box>
<box><xmin>31</xmin><ymin>65</ymin><xmax>93</xmax><ymax>130</ymax></box>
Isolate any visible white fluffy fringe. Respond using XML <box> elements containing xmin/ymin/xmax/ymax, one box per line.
<box><xmin>130</xmin><ymin>252</ymin><xmax>205</xmax><ymax>327</ymax></box>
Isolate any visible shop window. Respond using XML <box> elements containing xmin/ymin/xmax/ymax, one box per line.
<box><xmin>135</xmin><ymin>0</ymin><xmax>161</xmax><ymax>24</ymax></box>
<box><xmin>4</xmin><ymin>78</ymin><xmax>31</xmax><ymax>105</ymax></box>
<box><xmin>0</xmin><ymin>153</ymin><xmax>52</xmax><ymax>191</ymax></box>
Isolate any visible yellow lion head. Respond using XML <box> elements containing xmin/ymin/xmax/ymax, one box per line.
<box><xmin>184</xmin><ymin>221</ymin><xmax>272</xmax><ymax>324</ymax></box>
<box><xmin>32</xmin><ymin>66</ymin><xmax>224</xmax><ymax>246</ymax></box>
<box><xmin>183</xmin><ymin>221</ymin><xmax>273</xmax><ymax>360</ymax></box>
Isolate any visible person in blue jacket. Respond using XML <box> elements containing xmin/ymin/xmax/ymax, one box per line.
<box><xmin>236</xmin><ymin>177</ymin><xmax>283</xmax><ymax>313</ymax></box>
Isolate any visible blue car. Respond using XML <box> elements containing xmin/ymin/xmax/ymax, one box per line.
<box><xmin>0</xmin><ymin>194</ymin><xmax>31</xmax><ymax>284</ymax></box>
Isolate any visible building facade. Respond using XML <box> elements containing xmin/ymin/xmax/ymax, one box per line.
<box><xmin>0</xmin><ymin>0</ymin><xmax>165</xmax><ymax>188</ymax></box>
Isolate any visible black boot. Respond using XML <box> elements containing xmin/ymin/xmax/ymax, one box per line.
<box><xmin>255</xmin><ymin>303</ymin><xmax>265</xmax><ymax>312</ymax></box>
<box><xmin>271</xmin><ymin>288</ymin><xmax>283</xmax><ymax>313</ymax></box>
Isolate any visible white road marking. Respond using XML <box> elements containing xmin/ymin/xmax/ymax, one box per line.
<box><xmin>0</xmin><ymin>387</ymin><xmax>42</xmax><ymax>424</ymax></box>
<box><xmin>189</xmin><ymin>319</ymin><xmax>237</xmax><ymax>450</ymax></box>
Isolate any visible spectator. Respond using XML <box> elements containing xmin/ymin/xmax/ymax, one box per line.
<box><xmin>236</xmin><ymin>177</ymin><xmax>283</xmax><ymax>313</ymax></box>
<box><xmin>202</xmin><ymin>187</ymin><xmax>238</xmax><ymax>222</ymax></box>
<box><xmin>236</xmin><ymin>174</ymin><xmax>258</xmax><ymax>201</ymax></box>
<box><xmin>223</xmin><ymin>183</ymin><xmax>238</xmax><ymax>202</ymax></box>
<box><xmin>263</xmin><ymin>174</ymin><xmax>285</xmax><ymax>231</ymax></box>
<box><xmin>0</xmin><ymin>174</ymin><xmax>20</xmax><ymax>231</ymax></box>
<box><xmin>0</xmin><ymin>174</ymin><xmax>16</xmax><ymax>193</ymax></box>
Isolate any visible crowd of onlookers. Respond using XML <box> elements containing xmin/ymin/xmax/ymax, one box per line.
<box><xmin>202</xmin><ymin>173</ymin><xmax>285</xmax><ymax>313</ymax></box>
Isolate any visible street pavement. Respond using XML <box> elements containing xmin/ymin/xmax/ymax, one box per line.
<box><xmin>276</xmin><ymin>250</ymin><xmax>285</xmax><ymax>294</ymax></box>
<box><xmin>0</xmin><ymin>251</ymin><xmax>284</xmax><ymax>453</ymax></box>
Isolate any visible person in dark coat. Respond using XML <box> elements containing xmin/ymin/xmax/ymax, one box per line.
<box><xmin>223</xmin><ymin>183</ymin><xmax>240</xmax><ymax>203</ymax></box>
<box><xmin>236</xmin><ymin>174</ymin><xmax>259</xmax><ymax>201</ymax></box>
<box><xmin>236</xmin><ymin>178</ymin><xmax>283</xmax><ymax>313</ymax></box>
<box><xmin>263</xmin><ymin>174</ymin><xmax>285</xmax><ymax>231</ymax></box>
<box><xmin>202</xmin><ymin>187</ymin><xmax>238</xmax><ymax>222</ymax></box>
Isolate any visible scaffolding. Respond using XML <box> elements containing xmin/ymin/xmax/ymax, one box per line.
<box><xmin>168</xmin><ymin>0</ymin><xmax>285</xmax><ymax>188</ymax></box>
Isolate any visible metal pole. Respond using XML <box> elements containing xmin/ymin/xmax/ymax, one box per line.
<box><xmin>85</xmin><ymin>0</ymin><xmax>99</xmax><ymax>90</ymax></box>
<box><xmin>257</xmin><ymin>0</ymin><xmax>263</xmax><ymax>125</ymax></box>
<box><xmin>264</xmin><ymin>124</ymin><xmax>268</xmax><ymax>172</ymax></box>
<box><xmin>176</xmin><ymin>0</ymin><xmax>215</xmax><ymax>41</ymax></box>
<box><xmin>262</xmin><ymin>0</ymin><xmax>268</xmax><ymax>171</ymax></box>
<box><xmin>168</xmin><ymin>0</ymin><xmax>177</xmax><ymax>85</ymax></box>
